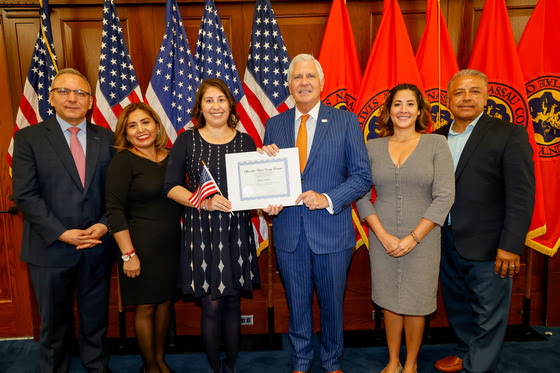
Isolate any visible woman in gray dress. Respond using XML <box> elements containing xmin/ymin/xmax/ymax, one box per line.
<box><xmin>356</xmin><ymin>84</ymin><xmax>454</xmax><ymax>373</ymax></box>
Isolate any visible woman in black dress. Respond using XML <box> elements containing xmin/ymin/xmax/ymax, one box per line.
<box><xmin>165</xmin><ymin>78</ymin><xmax>260</xmax><ymax>373</ymax></box>
<box><xmin>106</xmin><ymin>103</ymin><xmax>180</xmax><ymax>373</ymax></box>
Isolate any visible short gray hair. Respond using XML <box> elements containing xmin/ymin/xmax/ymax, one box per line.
<box><xmin>287</xmin><ymin>54</ymin><xmax>324</xmax><ymax>83</ymax></box>
<box><xmin>52</xmin><ymin>67</ymin><xmax>92</xmax><ymax>94</ymax></box>
<box><xmin>447</xmin><ymin>69</ymin><xmax>488</xmax><ymax>92</ymax></box>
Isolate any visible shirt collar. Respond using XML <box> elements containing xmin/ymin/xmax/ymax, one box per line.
<box><xmin>449</xmin><ymin>112</ymin><xmax>484</xmax><ymax>135</ymax></box>
<box><xmin>56</xmin><ymin>114</ymin><xmax>87</xmax><ymax>133</ymax></box>
<box><xmin>295</xmin><ymin>101</ymin><xmax>321</xmax><ymax>122</ymax></box>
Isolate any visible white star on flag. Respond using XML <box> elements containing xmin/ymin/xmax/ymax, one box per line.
<box><xmin>145</xmin><ymin>0</ymin><xmax>199</xmax><ymax>143</ymax></box>
<box><xmin>91</xmin><ymin>0</ymin><xmax>142</xmax><ymax>131</ymax></box>
<box><xmin>7</xmin><ymin>0</ymin><xmax>59</xmax><ymax>169</ymax></box>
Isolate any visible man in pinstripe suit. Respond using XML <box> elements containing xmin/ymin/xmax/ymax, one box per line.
<box><xmin>261</xmin><ymin>54</ymin><xmax>372</xmax><ymax>373</ymax></box>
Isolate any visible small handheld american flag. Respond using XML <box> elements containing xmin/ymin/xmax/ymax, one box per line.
<box><xmin>188</xmin><ymin>162</ymin><xmax>220</xmax><ymax>210</ymax></box>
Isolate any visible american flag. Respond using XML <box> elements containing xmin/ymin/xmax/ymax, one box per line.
<box><xmin>243</xmin><ymin>0</ymin><xmax>294</xmax><ymax>142</ymax></box>
<box><xmin>7</xmin><ymin>0</ymin><xmax>58</xmax><ymax>168</ymax></box>
<box><xmin>145</xmin><ymin>0</ymin><xmax>199</xmax><ymax>143</ymax></box>
<box><xmin>91</xmin><ymin>0</ymin><xmax>142</xmax><ymax>131</ymax></box>
<box><xmin>188</xmin><ymin>163</ymin><xmax>220</xmax><ymax>210</ymax></box>
<box><xmin>194</xmin><ymin>0</ymin><xmax>264</xmax><ymax>146</ymax></box>
<box><xmin>243</xmin><ymin>0</ymin><xmax>293</xmax><ymax>254</ymax></box>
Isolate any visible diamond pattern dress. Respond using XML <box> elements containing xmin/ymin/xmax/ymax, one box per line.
<box><xmin>165</xmin><ymin>130</ymin><xmax>260</xmax><ymax>299</ymax></box>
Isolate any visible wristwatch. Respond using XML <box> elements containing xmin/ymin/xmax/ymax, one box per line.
<box><xmin>122</xmin><ymin>250</ymin><xmax>136</xmax><ymax>262</ymax></box>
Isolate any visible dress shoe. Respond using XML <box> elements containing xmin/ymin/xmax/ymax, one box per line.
<box><xmin>381</xmin><ymin>362</ymin><xmax>403</xmax><ymax>373</ymax></box>
<box><xmin>434</xmin><ymin>355</ymin><xmax>463</xmax><ymax>373</ymax></box>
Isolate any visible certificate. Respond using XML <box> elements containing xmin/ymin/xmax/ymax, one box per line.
<box><xmin>225</xmin><ymin>147</ymin><xmax>302</xmax><ymax>211</ymax></box>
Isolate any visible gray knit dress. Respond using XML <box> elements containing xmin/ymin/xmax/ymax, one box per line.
<box><xmin>356</xmin><ymin>134</ymin><xmax>455</xmax><ymax>315</ymax></box>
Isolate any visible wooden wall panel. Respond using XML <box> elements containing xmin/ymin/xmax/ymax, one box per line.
<box><xmin>0</xmin><ymin>0</ymin><xmax>556</xmax><ymax>340</ymax></box>
<box><xmin>2</xmin><ymin>10</ymin><xmax>41</xmax><ymax>103</ymax></box>
<box><xmin>0</xmin><ymin>9</ymin><xmax>35</xmax><ymax>338</ymax></box>
<box><xmin>547</xmin><ymin>254</ymin><xmax>560</xmax><ymax>326</ymax></box>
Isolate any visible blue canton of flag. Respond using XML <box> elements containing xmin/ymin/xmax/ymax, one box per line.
<box><xmin>145</xmin><ymin>0</ymin><xmax>199</xmax><ymax>143</ymax></box>
<box><xmin>91</xmin><ymin>0</ymin><xmax>142</xmax><ymax>131</ymax></box>
<box><xmin>194</xmin><ymin>0</ymin><xmax>243</xmax><ymax>99</ymax></box>
<box><xmin>242</xmin><ymin>0</ymin><xmax>294</xmax><ymax>254</ymax></box>
<box><xmin>7</xmin><ymin>0</ymin><xmax>59</xmax><ymax>168</ymax></box>
<box><xmin>243</xmin><ymin>0</ymin><xmax>293</xmax><ymax>143</ymax></box>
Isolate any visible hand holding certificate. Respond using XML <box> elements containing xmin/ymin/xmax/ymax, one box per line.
<box><xmin>225</xmin><ymin>147</ymin><xmax>302</xmax><ymax>211</ymax></box>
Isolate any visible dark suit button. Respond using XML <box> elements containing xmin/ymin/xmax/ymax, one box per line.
<box><xmin>84</xmin><ymin>198</ymin><xmax>88</xmax><ymax>202</ymax></box>
<box><xmin>301</xmin><ymin>179</ymin><xmax>305</xmax><ymax>183</ymax></box>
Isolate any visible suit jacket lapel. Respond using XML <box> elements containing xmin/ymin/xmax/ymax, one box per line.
<box><xmin>84</xmin><ymin>123</ymin><xmax>101</xmax><ymax>195</ymax></box>
<box><xmin>455</xmin><ymin>113</ymin><xmax>493</xmax><ymax>181</ymax></box>
<box><xmin>283</xmin><ymin>107</ymin><xmax>297</xmax><ymax>148</ymax></box>
<box><xmin>45</xmin><ymin>118</ymin><xmax>84</xmax><ymax>190</ymax></box>
<box><xmin>304</xmin><ymin>103</ymin><xmax>330</xmax><ymax>174</ymax></box>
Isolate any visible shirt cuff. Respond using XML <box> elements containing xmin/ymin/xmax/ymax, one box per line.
<box><xmin>323</xmin><ymin>193</ymin><xmax>334</xmax><ymax>214</ymax></box>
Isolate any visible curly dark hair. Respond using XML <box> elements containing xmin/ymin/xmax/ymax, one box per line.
<box><xmin>191</xmin><ymin>78</ymin><xmax>239</xmax><ymax>130</ymax></box>
<box><xmin>376</xmin><ymin>83</ymin><xmax>432</xmax><ymax>138</ymax></box>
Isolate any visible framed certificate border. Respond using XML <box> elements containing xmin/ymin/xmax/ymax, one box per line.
<box><xmin>225</xmin><ymin>148</ymin><xmax>302</xmax><ymax>211</ymax></box>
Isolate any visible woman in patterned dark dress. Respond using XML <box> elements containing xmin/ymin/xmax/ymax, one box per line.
<box><xmin>106</xmin><ymin>103</ymin><xmax>181</xmax><ymax>373</ymax></box>
<box><xmin>164</xmin><ymin>78</ymin><xmax>260</xmax><ymax>373</ymax></box>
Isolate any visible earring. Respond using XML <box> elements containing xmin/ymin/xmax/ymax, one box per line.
<box><xmin>126</xmin><ymin>136</ymin><xmax>129</xmax><ymax>142</ymax></box>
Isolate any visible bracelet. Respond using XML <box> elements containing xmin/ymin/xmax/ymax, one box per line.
<box><xmin>410</xmin><ymin>231</ymin><xmax>420</xmax><ymax>244</ymax></box>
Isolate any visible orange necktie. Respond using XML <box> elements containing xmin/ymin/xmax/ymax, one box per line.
<box><xmin>296</xmin><ymin>114</ymin><xmax>310</xmax><ymax>172</ymax></box>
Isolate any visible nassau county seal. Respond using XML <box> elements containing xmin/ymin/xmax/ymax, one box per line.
<box><xmin>485</xmin><ymin>82</ymin><xmax>529</xmax><ymax>127</ymax></box>
<box><xmin>425</xmin><ymin>88</ymin><xmax>453</xmax><ymax>131</ymax></box>
<box><xmin>323</xmin><ymin>88</ymin><xmax>357</xmax><ymax>112</ymax></box>
<box><xmin>526</xmin><ymin>75</ymin><xmax>560</xmax><ymax>158</ymax></box>
<box><xmin>357</xmin><ymin>90</ymin><xmax>389</xmax><ymax>142</ymax></box>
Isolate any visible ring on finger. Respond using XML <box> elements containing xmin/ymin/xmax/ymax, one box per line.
<box><xmin>509</xmin><ymin>264</ymin><xmax>515</xmax><ymax>268</ymax></box>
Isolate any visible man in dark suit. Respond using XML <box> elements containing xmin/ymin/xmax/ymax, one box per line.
<box><xmin>12</xmin><ymin>68</ymin><xmax>114</xmax><ymax>373</ymax></box>
<box><xmin>434</xmin><ymin>69</ymin><xmax>535</xmax><ymax>373</ymax></box>
<box><xmin>261</xmin><ymin>54</ymin><xmax>372</xmax><ymax>373</ymax></box>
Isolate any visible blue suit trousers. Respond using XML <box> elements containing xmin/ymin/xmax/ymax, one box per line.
<box><xmin>276</xmin><ymin>222</ymin><xmax>352</xmax><ymax>372</ymax></box>
<box><xmin>29</xmin><ymin>255</ymin><xmax>111</xmax><ymax>373</ymax></box>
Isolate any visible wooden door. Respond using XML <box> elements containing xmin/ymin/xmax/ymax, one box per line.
<box><xmin>0</xmin><ymin>18</ymin><xmax>35</xmax><ymax>338</ymax></box>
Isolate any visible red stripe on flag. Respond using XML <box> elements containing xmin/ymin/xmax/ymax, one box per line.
<box><xmin>91</xmin><ymin>102</ymin><xmax>112</xmax><ymax>130</ymax></box>
<box><xmin>242</xmin><ymin>82</ymin><xmax>270</xmax><ymax>126</ymax></box>
<box><xmin>237</xmin><ymin>105</ymin><xmax>263</xmax><ymax>148</ymax></box>
<box><xmin>277</xmin><ymin>102</ymin><xmax>290</xmax><ymax>113</ymax></box>
<box><xmin>19</xmin><ymin>95</ymin><xmax>38</xmax><ymax>126</ymax></box>
<box><xmin>111</xmin><ymin>103</ymin><xmax>124</xmax><ymax>120</ymax></box>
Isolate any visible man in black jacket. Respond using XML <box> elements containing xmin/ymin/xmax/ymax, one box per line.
<box><xmin>434</xmin><ymin>69</ymin><xmax>535</xmax><ymax>373</ymax></box>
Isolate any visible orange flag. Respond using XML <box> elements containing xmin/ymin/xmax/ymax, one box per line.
<box><xmin>415</xmin><ymin>0</ymin><xmax>458</xmax><ymax>132</ymax></box>
<box><xmin>318</xmin><ymin>0</ymin><xmax>368</xmax><ymax>250</ymax></box>
<box><xmin>355</xmin><ymin>0</ymin><xmax>424</xmax><ymax>141</ymax></box>
<box><xmin>518</xmin><ymin>0</ymin><xmax>560</xmax><ymax>256</ymax></box>
<box><xmin>468</xmin><ymin>0</ymin><xmax>547</xmax><ymax>251</ymax></box>
<box><xmin>318</xmin><ymin>0</ymin><xmax>362</xmax><ymax>112</ymax></box>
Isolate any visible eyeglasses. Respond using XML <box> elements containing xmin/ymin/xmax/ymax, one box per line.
<box><xmin>51</xmin><ymin>87</ymin><xmax>91</xmax><ymax>98</ymax></box>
